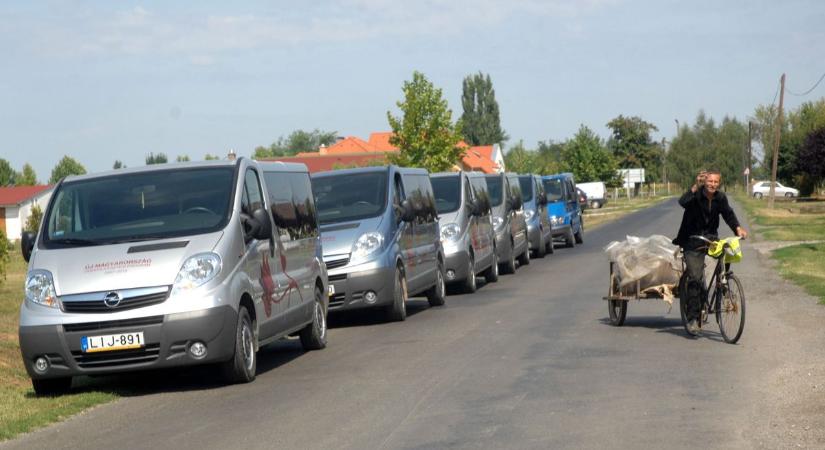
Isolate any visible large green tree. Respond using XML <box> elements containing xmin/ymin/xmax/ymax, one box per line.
<box><xmin>534</xmin><ymin>140</ymin><xmax>563</xmax><ymax>175</ymax></box>
<box><xmin>253</xmin><ymin>129</ymin><xmax>339</xmax><ymax>159</ymax></box>
<box><xmin>49</xmin><ymin>156</ymin><xmax>86</xmax><ymax>183</ymax></box>
<box><xmin>0</xmin><ymin>159</ymin><xmax>15</xmax><ymax>186</ymax></box>
<box><xmin>460</xmin><ymin>72</ymin><xmax>507</xmax><ymax>146</ymax></box>
<box><xmin>560</xmin><ymin>125</ymin><xmax>619</xmax><ymax>183</ymax></box>
<box><xmin>17</xmin><ymin>163</ymin><xmax>37</xmax><ymax>185</ymax></box>
<box><xmin>795</xmin><ymin>126</ymin><xmax>825</xmax><ymax>195</ymax></box>
<box><xmin>387</xmin><ymin>71</ymin><xmax>465</xmax><ymax>172</ymax></box>
<box><xmin>607</xmin><ymin>115</ymin><xmax>662</xmax><ymax>182</ymax></box>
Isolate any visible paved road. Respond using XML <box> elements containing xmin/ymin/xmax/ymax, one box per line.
<box><xmin>4</xmin><ymin>198</ymin><xmax>819</xmax><ymax>449</ymax></box>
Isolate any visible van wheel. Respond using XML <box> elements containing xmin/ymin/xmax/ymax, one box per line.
<box><xmin>500</xmin><ymin>240</ymin><xmax>517</xmax><ymax>274</ymax></box>
<box><xmin>565</xmin><ymin>228</ymin><xmax>575</xmax><ymax>248</ymax></box>
<box><xmin>221</xmin><ymin>306</ymin><xmax>256</xmax><ymax>384</ymax></box>
<box><xmin>546</xmin><ymin>237</ymin><xmax>554</xmax><ymax>255</ymax></box>
<box><xmin>386</xmin><ymin>267</ymin><xmax>408</xmax><ymax>322</ymax></box>
<box><xmin>535</xmin><ymin>232</ymin><xmax>546</xmax><ymax>258</ymax></box>
<box><xmin>484</xmin><ymin>250</ymin><xmax>499</xmax><ymax>283</ymax></box>
<box><xmin>463</xmin><ymin>254</ymin><xmax>477</xmax><ymax>293</ymax></box>
<box><xmin>518</xmin><ymin>245</ymin><xmax>530</xmax><ymax>266</ymax></box>
<box><xmin>32</xmin><ymin>377</ymin><xmax>72</xmax><ymax>396</ymax></box>
<box><xmin>299</xmin><ymin>287</ymin><xmax>327</xmax><ymax>351</ymax></box>
<box><xmin>574</xmin><ymin>222</ymin><xmax>584</xmax><ymax>244</ymax></box>
<box><xmin>427</xmin><ymin>261</ymin><xmax>447</xmax><ymax>306</ymax></box>
<box><xmin>590</xmin><ymin>200</ymin><xmax>600</xmax><ymax>209</ymax></box>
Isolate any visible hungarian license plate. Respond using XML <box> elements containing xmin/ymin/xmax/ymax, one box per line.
<box><xmin>328</xmin><ymin>284</ymin><xmax>335</xmax><ymax>296</ymax></box>
<box><xmin>81</xmin><ymin>332</ymin><xmax>145</xmax><ymax>353</ymax></box>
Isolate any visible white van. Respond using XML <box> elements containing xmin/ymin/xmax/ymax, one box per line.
<box><xmin>577</xmin><ymin>181</ymin><xmax>608</xmax><ymax>209</ymax></box>
<box><xmin>18</xmin><ymin>159</ymin><xmax>328</xmax><ymax>395</ymax></box>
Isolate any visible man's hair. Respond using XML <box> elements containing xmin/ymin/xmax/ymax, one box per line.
<box><xmin>705</xmin><ymin>169</ymin><xmax>721</xmax><ymax>176</ymax></box>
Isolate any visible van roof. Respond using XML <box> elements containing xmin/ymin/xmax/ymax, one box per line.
<box><xmin>430</xmin><ymin>171</ymin><xmax>486</xmax><ymax>179</ymax></box>
<box><xmin>312</xmin><ymin>165</ymin><xmax>429</xmax><ymax>178</ymax></box>
<box><xmin>542</xmin><ymin>172</ymin><xmax>575</xmax><ymax>180</ymax></box>
<box><xmin>61</xmin><ymin>159</ymin><xmax>240</xmax><ymax>183</ymax></box>
<box><xmin>257</xmin><ymin>161</ymin><xmax>310</xmax><ymax>173</ymax></box>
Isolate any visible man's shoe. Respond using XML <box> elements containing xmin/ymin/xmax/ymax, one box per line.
<box><xmin>687</xmin><ymin>319</ymin><xmax>701</xmax><ymax>336</ymax></box>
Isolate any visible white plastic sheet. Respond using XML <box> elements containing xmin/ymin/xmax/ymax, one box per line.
<box><xmin>604</xmin><ymin>235</ymin><xmax>681</xmax><ymax>291</ymax></box>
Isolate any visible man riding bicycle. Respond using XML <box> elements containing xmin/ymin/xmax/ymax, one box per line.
<box><xmin>673</xmin><ymin>169</ymin><xmax>748</xmax><ymax>336</ymax></box>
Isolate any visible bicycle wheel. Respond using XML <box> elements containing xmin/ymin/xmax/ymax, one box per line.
<box><xmin>678</xmin><ymin>273</ymin><xmax>690</xmax><ymax>334</ymax></box>
<box><xmin>717</xmin><ymin>274</ymin><xmax>746</xmax><ymax>344</ymax></box>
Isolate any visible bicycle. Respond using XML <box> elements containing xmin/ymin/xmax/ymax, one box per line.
<box><xmin>678</xmin><ymin>235</ymin><xmax>746</xmax><ymax>343</ymax></box>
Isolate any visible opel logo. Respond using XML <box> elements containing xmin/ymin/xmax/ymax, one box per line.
<box><xmin>103</xmin><ymin>292</ymin><xmax>122</xmax><ymax>308</ymax></box>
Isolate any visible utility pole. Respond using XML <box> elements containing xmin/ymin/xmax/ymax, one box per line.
<box><xmin>768</xmin><ymin>73</ymin><xmax>785</xmax><ymax>209</ymax></box>
<box><xmin>747</xmin><ymin>121</ymin><xmax>753</xmax><ymax>196</ymax></box>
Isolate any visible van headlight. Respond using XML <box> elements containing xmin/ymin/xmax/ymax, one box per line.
<box><xmin>492</xmin><ymin>216</ymin><xmax>504</xmax><ymax>230</ymax></box>
<box><xmin>352</xmin><ymin>232</ymin><xmax>384</xmax><ymax>258</ymax></box>
<box><xmin>524</xmin><ymin>210</ymin><xmax>535</xmax><ymax>221</ymax></box>
<box><xmin>173</xmin><ymin>253</ymin><xmax>222</xmax><ymax>294</ymax></box>
<box><xmin>550</xmin><ymin>215</ymin><xmax>565</xmax><ymax>226</ymax></box>
<box><xmin>25</xmin><ymin>270</ymin><xmax>59</xmax><ymax>308</ymax></box>
<box><xmin>440</xmin><ymin>223</ymin><xmax>461</xmax><ymax>241</ymax></box>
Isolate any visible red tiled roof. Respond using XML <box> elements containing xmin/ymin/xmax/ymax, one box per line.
<box><xmin>367</xmin><ymin>132</ymin><xmax>399</xmax><ymax>151</ymax></box>
<box><xmin>324</xmin><ymin>136</ymin><xmax>380</xmax><ymax>154</ymax></box>
<box><xmin>265</xmin><ymin>153</ymin><xmax>395</xmax><ymax>173</ymax></box>
<box><xmin>0</xmin><ymin>185</ymin><xmax>52</xmax><ymax>206</ymax></box>
<box><xmin>460</xmin><ymin>145</ymin><xmax>499</xmax><ymax>174</ymax></box>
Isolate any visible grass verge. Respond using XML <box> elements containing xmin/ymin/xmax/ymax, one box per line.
<box><xmin>0</xmin><ymin>247</ymin><xmax>118</xmax><ymax>441</ymax></box>
<box><xmin>584</xmin><ymin>195</ymin><xmax>674</xmax><ymax>229</ymax></box>
<box><xmin>733</xmin><ymin>194</ymin><xmax>825</xmax><ymax>305</ymax></box>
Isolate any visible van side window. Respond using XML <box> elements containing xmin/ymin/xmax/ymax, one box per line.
<box><xmin>464</xmin><ymin>176</ymin><xmax>474</xmax><ymax>208</ymax></box>
<box><xmin>243</xmin><ymin>170</ymin><xmax>264</xmax><ymax>213</ymax></box>
<box><xmin>288</xmin><ymin>172</ymin><xmax>318</xmax><ymax>239</ymax></box>
<box><xmin>416</xmin><ymin>174</ymin><xmax>437</xmax><ymax>223</ymax></box>
<box><xmin>263</xmin><ymin>172</ymin><xmax>296</xmax><ymax>241</ymax></box>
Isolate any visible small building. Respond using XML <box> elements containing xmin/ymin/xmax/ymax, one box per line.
<box><xmin>0</xmin><ymin>185</ymin><xmax>54</xmax><ymax>240</ymax></box>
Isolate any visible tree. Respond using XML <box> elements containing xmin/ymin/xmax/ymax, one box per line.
<box><xmin>0</xmin><ymin>159</ymin><xmax>15</xmax><ymax>186</ymax></box>
<box><xmin>17</xmin><ymin>163</ymin><xmax>37</xmax><ymax>186</ymax></box>
<box><xmin>49</xmin><ymin>156</ymin><xmax>86</xmax><ymax>183</ymax></box>
<box><xmin>796</xmin><ymin>126</ymin><xmax>825</xmax><ymax>195</ymax></box>
<box><xmin>0</xmin><ymin>228</ymin><xmax>9</xmax><ymax>284</ymax></box>
<box><xmin>503</xmin><ymin>141</ymin><xmax>535</xmax><ymax>174</ymax></box>
<box><xmin>253</xmin><ymin>129</ymin><xmax>339</xmax><ymax>159</ymax></box>
<box><xmin>113</xmin><ymin>160</ymin><xmax>125</xmax><ymax>169</ymax></box>
<box><xmin>461</xmin><ymin>72</ymin><xmax>508</xmax><ymax>146</ymax></box>
<box><xmin>607</xmin><ymin>115</ymin><xmax>662</xmax><ymax>182</ymax></box>
<box><xmin>25</xmin><ymin>204</ymin><xmax>43</xmax><ymax>233</ymax></box>
<box><xmin>204</xmin><ymin>154</ymin><xmax>220</xmax><ymax>161</ymax></box>
<box><xmin>560</xmin><ymin>125</ymin><xmax>619</xmax><ymax>184</ymax></box>
<box><xmin>387</xmin><ymin>71</ymin><xmax>465</xmax><ymax>172</ymax></box>
<box><xmin>146</xmin><ymin>153</ymin><xmax>168</xmax><ymax>165</ymax></box>
<box><xmin>534</xmin><ymin>140</ymin><xmax>564</xmax><ymax>175</ymax></box>
<box><xmin>176</xmin><ymin>155</ymin><xmax>191</xmax><ymax>162</ymax></box>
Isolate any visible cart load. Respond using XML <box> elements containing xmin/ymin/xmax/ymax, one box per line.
<box><xmin>604</xmin><ymin>235</ymin><xmax>681</xmax><ymax>305</ymax></box>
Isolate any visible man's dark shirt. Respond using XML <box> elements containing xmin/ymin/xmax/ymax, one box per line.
<box><xmin>673</xmin><ymin>187</ymin><xmax>741</xmax><ymax>250</ymax></box>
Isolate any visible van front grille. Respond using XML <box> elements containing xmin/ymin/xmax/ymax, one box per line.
<box><xmin>325</xmin><ymin>257</ymin><xmax>350</xmax><ymax>270</ymax></box>
<box><xmin>71</xmin><ymin>344</ymin><xmax>161</xmax><ymax>369</ymax></box>
<box><xmin>61</xmin><ymin>287</ymin><xmax>170</xmax><ymax>314</ymax></box>
<box><xmin>63</xmin><ymin>316</ymin><xmax>164</xmax><ymax>333</ymax></box>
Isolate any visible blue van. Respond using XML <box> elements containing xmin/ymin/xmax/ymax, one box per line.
<box><xmin>541</xmin><ymin>173</ymin><xmax>584</xmax><ymax>248</ymax></box>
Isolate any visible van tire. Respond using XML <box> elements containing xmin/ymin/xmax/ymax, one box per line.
<box><xmin>32</xmin><ymin>377</ymin><xmax>72</xmax><ymax>396</ymax></box>
<box><xmin>590</xmin><ymin>200</ymin><xmax>601</xmax><ymax>209</ymax></box>
<box><xmin>565</xmin><ymin>228</ymin><xmax>575</xmax><ymax>248</ymax></box>
<box><xmin>501</xmin><ymin>240</ymin><xmax>517</xmax><ymax>274</ymax></box>
<box><xmin>221</xmin><ymin>306</ymin><xmax>257</xmax><ymax>384</ymax></box>
<box><xmin>574</xmin><ymin>222</ymin><xmax>584</xmax><ymax>244</ymax></box>
<box><xmin>386</xmin><ymin>267</ymin><xmax>408</xmax><ymax>322</ymax></box>
<box><xmin>299</xmin><ymin>287</ymin><xmax>327</xmax><ymax>351</ymax></box>
<box><xmin>427</xmin><ymin>261</ymin><xmax>447</xmax><ymax>307</ymax></box>
<box><xmin>546</xmin><ymin>237</ymin><xmax>554</xmax><ymax>254</ymax></box>
<box><xmin>462</xmin><ymin>254</ymin><xmax>477</xmax><ymax>293</ymax></box>
<box><xmin>484</xmin><ymin>251</ymin><xmax>499</xmax><ymax>283</ymax></box>
<box><xmin>518</xmin><ymin>245</ymin><xmax>530</xmax><ymax>266</ymax></box>
<box><xmin>535</xmin><ymin>232</ymin><xmax>546</xmax><ymax>258</ymax></box>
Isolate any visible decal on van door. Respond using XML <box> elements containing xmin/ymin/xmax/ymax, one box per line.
<box><xmin>259</xmin><ymin>250</ymin><xmax>304</xmax><ymax>318</ymax></box>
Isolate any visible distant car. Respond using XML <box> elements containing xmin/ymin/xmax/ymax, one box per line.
<box><xmin>576</xmin><ymin>188</ymin><xmax>588</xmax><ymax>209</ymax></box>
<box><xmin>752</xmin><ymin>181</ymin><xmax>799</xmax><ymax>198</ymax></box>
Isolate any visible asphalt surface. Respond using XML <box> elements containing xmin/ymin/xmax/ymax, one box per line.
<box><xmin>4</xmin><ymin>198</ymin><xmax>819</xmax><ymax>449</ymax></box>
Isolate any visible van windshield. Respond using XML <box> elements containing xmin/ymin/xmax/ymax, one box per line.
<box><xmin>518</xmin><ymin>176</ymin><xmax>534</xmax><ymax>202</ymax></box>
<box><xmin>543</xmin><ymin>179</ymin><xmax>563</xmax><ymax>202</ymax></box>
<box><xmin>312</xmin><ymin>172</ymin><xmax>388</xmax><ymax>224</ymax></box>
<box><xmin>430</xmin><ymin>176</ymin><xmax>461</xmax><ymax>214</ymax></box>
<box><xmin>485</xmin><ymin>176</ymin><xmax>503</xmax><ymax>206</ymax></box>
<box><xmin>43</xmin><ymin>167</ymin><xmax>235</xmax><ymax>248</ymax></box>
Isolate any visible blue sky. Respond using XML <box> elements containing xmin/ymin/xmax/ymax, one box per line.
<box><xmin>1</xmin><ymin>0</ymin><xmax>824</xmax><ymax>182</ymax></box>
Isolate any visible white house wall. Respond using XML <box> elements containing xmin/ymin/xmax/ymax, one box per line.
<box><xmin>4</xmin><ymin>190</ymin><xmax>53</xmax><ymax>241</ymax></box>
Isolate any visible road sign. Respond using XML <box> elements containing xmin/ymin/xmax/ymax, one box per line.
<box><xmin>744</xmin><ymin>167</ymin><xmax>750</xmax><ymax>176</ymax></box>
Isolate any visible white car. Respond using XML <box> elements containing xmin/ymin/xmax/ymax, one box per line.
<box><xmin>752</xmin><ymin>181</ymin><xmax>799</xmax><ymax>198</ymax></box>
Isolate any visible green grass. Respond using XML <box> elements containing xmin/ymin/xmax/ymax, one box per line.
<box><xmin>0</xmin><ymin>248</ymin><xmax>118</xmax><ymax>441</ymax></box>
<box><xmin>584</xmin><ymin>195</ymin><xmax>674</xmax><ymax>229</ymax></box>
<box><xmin>773</xmin><ymin>243</ymin><xmax>825</xmax><ymax>305</ymax></box>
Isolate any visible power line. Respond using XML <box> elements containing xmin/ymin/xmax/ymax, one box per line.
<box><xmin>771</xmin><ymin>79</ymin><xmax>780</xmax><ymax>106</ymax></box>
<box><xmin>785</xmin><ymin>71</ymin><xmax>825</xmax><ymax>96</ymax></box>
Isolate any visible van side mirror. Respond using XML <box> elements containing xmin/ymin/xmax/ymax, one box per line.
<box><xmin>252</xmin><ymin>208</ymin><xmax>273</xmax><ymax>240</ymax></box>
<box><xmin>512</xmin><ymin>195</ymin><xmax>523</xmax><ymax>210</ymax></box>
<box><xmin>399</xmin><ymin>199</ymin><xmax>416</xmax><ymax>222</ymax></box>
<box><xmin>21</xmin><ymin>231</ymin><xmax>35</xmax><ymax>263</ymax></box>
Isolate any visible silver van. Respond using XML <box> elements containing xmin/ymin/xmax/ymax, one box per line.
<box><xmin>430</xmin><ymin>171</ymin><xmax>498</xmax><ymax>293</ymax></box>
<box><xmin>518</xmin><ymin>174</ymin><xmax>554</xmax><ymax>257</ymax></box>
<box><xmin>311</xmin><ymin>166</ymin><xmax>446</xmax><ymax>321</ymax></box>
<box><xmin>484</xmin><ymin>173</ymin><xmax>529</xmax><ymax>274</ymax></box>
<box><xmin>18</xmin><ymin>159</ymin><xmax>328</xmax><ymax>395</ymax></box>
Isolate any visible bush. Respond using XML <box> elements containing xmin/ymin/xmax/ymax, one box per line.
<box><xmin>0</xmin><ymin>228</ymin><xmax>10</xmax><ymax>283</ymax></box>
<box><xmin>25</xmin><ymin>204</ymin><xmax>43</xmax><ymax>233</ymax></box>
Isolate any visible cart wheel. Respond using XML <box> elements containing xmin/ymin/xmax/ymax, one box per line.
<box><xmin>608</xmin><ymin>299</ymin><xmax>627</xmax><ymax>326</ymax></box>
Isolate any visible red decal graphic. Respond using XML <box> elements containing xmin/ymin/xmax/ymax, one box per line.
<box><xmin>259</xmin><ymin>248</ymin><xmax>304</xmax><ymax>318</ymax></box>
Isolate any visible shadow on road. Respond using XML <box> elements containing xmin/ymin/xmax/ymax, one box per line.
<box><xmin>327</xmin><ymin>297</ymin><xmax>431</xmax><ymax>329</ymax></box>
<box><xmin>597</xmin><ymin>315</ymin><xmax>728</xmax><ymax>343</ymax></box>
